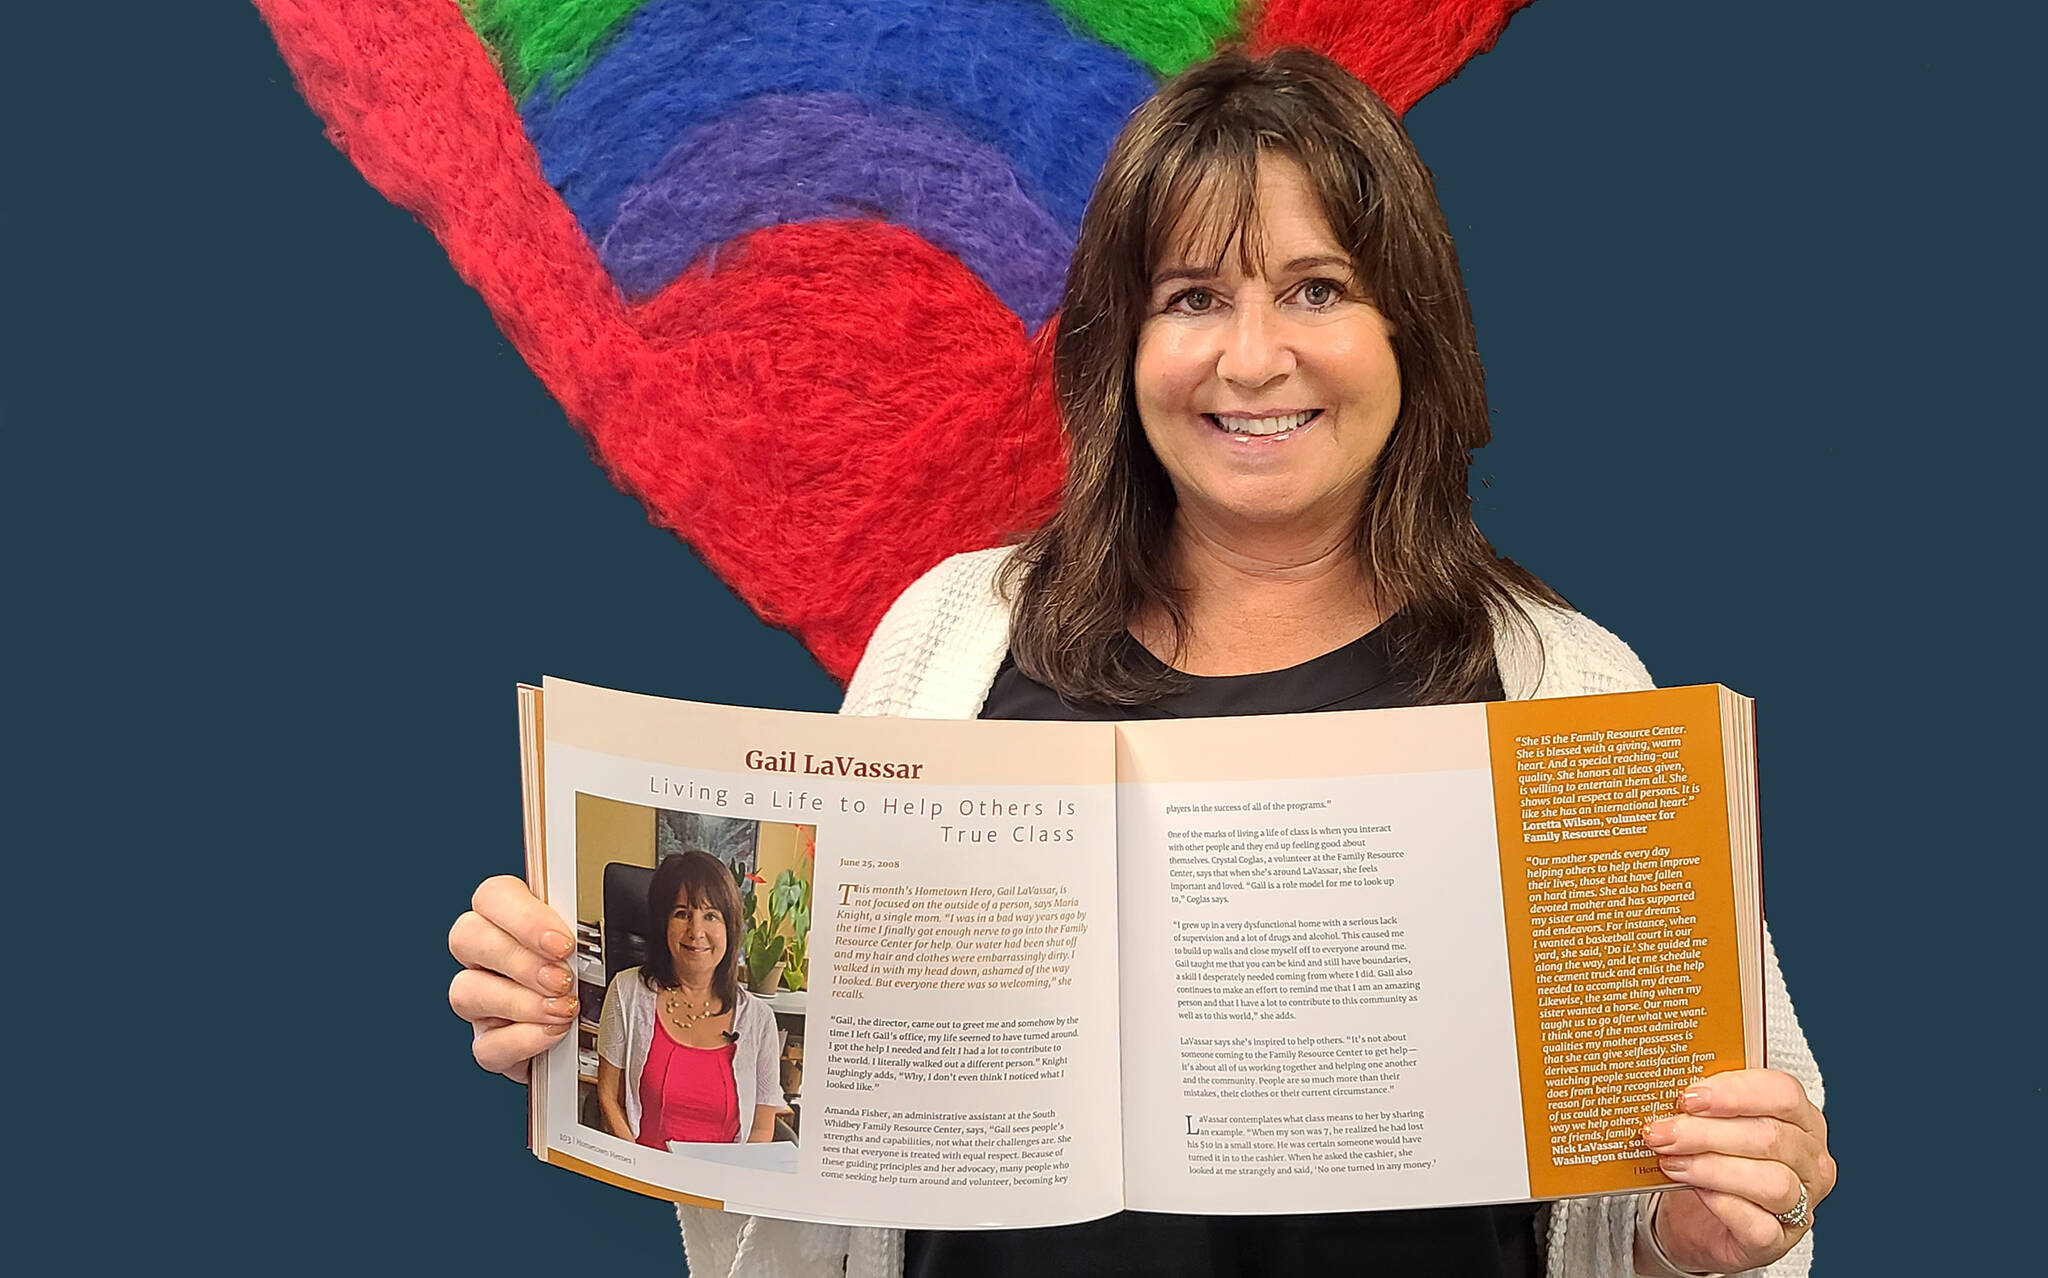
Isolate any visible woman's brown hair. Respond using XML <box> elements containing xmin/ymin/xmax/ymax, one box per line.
<box><xmin>1001</xmin><ymin>45</ymin><xmax>1564</xmax><ymax>705</ymax></box>
<box><xmin>639</xmin><ymin>848</ymin><xmax>743</xmax><ymax>1015</ymax></box>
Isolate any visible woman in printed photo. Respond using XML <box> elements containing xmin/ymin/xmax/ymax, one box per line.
<box><xmin>593</xmin><ymin>849</ymin><xmax>784</xmax><ymax>1148</ymax></box>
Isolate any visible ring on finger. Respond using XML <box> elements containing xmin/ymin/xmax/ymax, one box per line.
<box><xmin>1774</xmin><ymin>1181</ymin><xmax>1810</xmax><ymax>1230</ymax></box>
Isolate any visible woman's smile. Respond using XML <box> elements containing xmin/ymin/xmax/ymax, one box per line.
<box><xmin>1204</xmin><ymin>408</ymin><xmax>1324</xmax><ymax>440</ymax></box>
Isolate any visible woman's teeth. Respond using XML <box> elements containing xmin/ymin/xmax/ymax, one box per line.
<box><xmin>1208</xmin><ymin>410</ymin><xmax>1320</xmax><ymax>436</ymax></box>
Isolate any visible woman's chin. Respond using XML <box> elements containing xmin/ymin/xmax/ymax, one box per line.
<box><xmin>673</xmin><ymin>956</ymin><xmax>720</xmax><ymax>981</ymax></box>
<box><xmin>1184</xmin><ymin>491</ymin><xmax>1357</xmax><ymax>542</ymax></box>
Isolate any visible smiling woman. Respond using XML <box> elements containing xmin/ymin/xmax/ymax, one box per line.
<box><xmin>1002</xmin><ymin>49</ymin><xmax>1567</xmax><ymax>704</ymax></box>
<box><xmin>593</xmin><ymin>849</ymin><xmax>784</xmax><ymax>1148</ymax></box>
<box><xmin>451</xmin><ymin>44</ymin><xmax>1834</xmax><ymax>1278</ymax></box>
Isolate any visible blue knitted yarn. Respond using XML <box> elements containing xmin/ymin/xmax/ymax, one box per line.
<box><xmin>601</xmin><ymin>93</ymin><xmax>1072</xmax><ymax>328</ymax></box>
<box><xmin>521</xmin><ymin>0</ymin><xmax>1156</xmax><ymax>243</ymax></box>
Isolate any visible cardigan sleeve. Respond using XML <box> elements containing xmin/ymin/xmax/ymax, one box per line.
<box><xmin>751</xmin><ymin>1003</ymin><xmax>786</xmax><ymax>1113</ymax></box>
<box><xmin>596</xmin><ymin>973</ymin><xmax>628</xmax><ymax>1068</ymax></box>
<box><xmin>841</xmin><ymin>547</ymin><xmax>1014</xmax><ymax>718</ymax></box>
<box><xmin>839</xmin><ymin>560</ymin><xmax>938</xmax><ymax>716</ymax></box>
<box><xmin>840</xmin><ymin>550</ymin><xmax>975</xmax><ymax>716</ymax></box>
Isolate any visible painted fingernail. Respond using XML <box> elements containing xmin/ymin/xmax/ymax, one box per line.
<box><xmin>1659</xmin><ymin>1156</ymin><xmax>1691</xmax><ymax>1174</ymax></box>
<box><xmin>1643</xmin><ymin>1118</ymin><xmax>1677</xmax><ymax>1146</ymax></box>
<box><xmin>541</xmin><ymin>931</ymin><xmax>573</xmax><ymax>959</ymax></box>
<box><xmin>542</xmin><ymin>965</ymin><xmax>572</xmax><ymax>993</ymax></box>
<box><xmin>544</xmin><ymin>996</ymin><xmax>577</xmax><ymax>1019</ymax></box>
<box><xmin>1679</xmin><ymin>1087</ymin><xmax>1711</xmax><ymax>1113</ymax></box>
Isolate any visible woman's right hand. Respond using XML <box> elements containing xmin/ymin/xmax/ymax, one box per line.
<box><xmin>448</xmin><ymin>875</ymin><xmax>580</xmax><ymax>1082</ymax></box>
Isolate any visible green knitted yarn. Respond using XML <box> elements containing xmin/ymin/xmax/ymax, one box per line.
<box><xmin>463</xmin><ymin>0</ymin><xmax>1247</xmax><ymax>100</ymax></box>
<box><xmin>462</xmin><ymin>0</ymin><xmax>652</xmax><ymax>100</ymax></box>
<box><xmin>1050</xmin><ymin>0</ymin><xmax>1245</xmax><ymax>76</ymax></box>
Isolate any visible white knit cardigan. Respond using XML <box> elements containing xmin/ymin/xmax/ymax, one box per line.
<box><xmin>675</xmin><ymin>547</ymin><xmax>1823</xmax><ymax>1278</ymax></box>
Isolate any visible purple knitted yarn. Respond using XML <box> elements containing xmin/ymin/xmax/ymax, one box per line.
<box><xmin>601</xmin><ymin>94</ymin><xmax>1072</xmax><ymax>328</ymax></box>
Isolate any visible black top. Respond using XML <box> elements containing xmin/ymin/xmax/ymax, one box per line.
<box><xmin>903</xmin><ymin>626</ymin><xmax>1534</xmax><ymax>1278</ymax></box>
<box><xmin>977</xmin><ymin>625</ymin><xmax>1495</xmax><ymax>721</ymax></box>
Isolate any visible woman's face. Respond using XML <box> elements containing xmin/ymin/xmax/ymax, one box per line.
<box><xmin>666</xmin><ymin>891</ymin><xmax>727</xmax><ymax>983</ymax></box>
<box><xmin>1133</xmin><ymin>153</ymin><xmax>1399</xmax><ymax>545</ymax></box>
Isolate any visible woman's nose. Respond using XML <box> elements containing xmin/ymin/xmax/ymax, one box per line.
<box><xmin>1215</xmin><ymin>304</ymin><xmax>1295</xmax><ymax>388</ymax></box>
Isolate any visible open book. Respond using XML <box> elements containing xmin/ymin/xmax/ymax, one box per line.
<box><xmin>518</xmin><ymin>678</ymin><xmax>1761</xmax><ymax>1229</ymax></box>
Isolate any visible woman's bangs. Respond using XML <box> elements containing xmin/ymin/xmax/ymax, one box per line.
<box><xmin>670</xmin><ymin>862</ymin><xmax>732</xmax><ymax>915</ymax></box>
<box><xmin>1142</xmin><ymin>137</ymin><xmax>1268</xmax><ymax>283</ymax></box>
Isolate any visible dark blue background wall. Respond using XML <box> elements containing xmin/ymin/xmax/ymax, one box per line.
<box><xmin>13</xmin><ymin>3</ymin><xmax>2038</xmax><ymax>1270</ymax></box>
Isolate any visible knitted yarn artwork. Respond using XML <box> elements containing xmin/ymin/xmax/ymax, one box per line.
<box><xmin>254</xmin><ymin>0</ymin><xmax>1537</xmax><ymax>682</ymax></box>
<box><xmin>600</xmin><ymin>93</ymin><xmax>1073</xmax><ymax>325</ymax></box>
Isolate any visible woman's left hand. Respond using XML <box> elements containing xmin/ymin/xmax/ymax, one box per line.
<box><xmin>1640</xmin><ymin>1068</ymin><xmax>1837</xmax><ymax>1274</ymax></box>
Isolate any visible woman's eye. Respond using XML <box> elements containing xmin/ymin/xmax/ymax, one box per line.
<box><xmin>1167</xmin><ymin>288</ymin><xmax>1217</xmax><ymax>315</ymax></box>
<box><xmin>1299</xmin><ymin>279</ymin><xmax>1344</xmax><ymax>308</ymax></box>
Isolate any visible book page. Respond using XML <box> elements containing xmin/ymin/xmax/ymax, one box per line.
<box><xmin>532</xmin><ymin>679</ymin><xmax>1123</xmax><ymax>1230</ymax></box>
<box><xmin>1484</xmin><ymin>686</ymin><xmax>1750</xmax><ymax>1198</ymax></box>
<box><xmin>1115</xmin><ymin>705</ymin><xmax>1531</xmax><ymax>1213</ymax></box>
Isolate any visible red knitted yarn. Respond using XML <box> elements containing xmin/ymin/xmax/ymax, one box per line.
<box><xmin>254</xmin><ymin>0</ymin><xmax>1531</xmax><ymax>680</ymax></box>
<box><xmin>252</xmin><ymin>1</ymin><xmax>635</xmax><ymax>427</ymax></box>
<box><xmin>255</xmin><ymin>0</ymin><xmax>1061</xmax><ymax>681</ymax></box>
<box><xmin>613</xmin><ymin>219</ymin><xmax>1064</xmax><ymax>682</ymax></box>
<box><xmin>1250</xmin><ymin>0</ymin><xmax>1536</xmax><ymax>115</ymax></box>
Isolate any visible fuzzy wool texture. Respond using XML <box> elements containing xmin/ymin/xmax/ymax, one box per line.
<box><xmin>463</xmin><ymin>0</ymin><xmax>650</xmax><ymax>100</ymax></box>
<box><xmin>255</xmin><ymin>0</ymin><xmax>1545</xmax><ymax>682</ymax></box>
<box><xmin>520</xmin><ymin>0</ymin><xmax>1158</xmax><ymax>241</ymax></box>
<box><xmin>606</xmin><ymin>218</ymin><xmax>1067</xmax><ymax>680</ymax></box>
<box><xmin>1252</xmin><ymin>0</ymin><xmax>1538</xmax><ymax>114</ymax></box>
<box><xmin>254</xmin><ymin>0</ymin><xmax>1063</xmax><ymax>682</ymax></box>
<box><xmin>602</xmin><ymin>92</ymin><xmax>1072</xmax><ymax>327</ymax></box>
<box><xmin>1050</xmin><ymin>0</ymin><xmax>1245</xmax><ymax>74</ymax></box>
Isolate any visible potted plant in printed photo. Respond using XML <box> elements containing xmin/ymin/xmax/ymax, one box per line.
<box><xmin>770</xmin><ymin>867</ymin><xmax>812</xmax><ymax>991</ymax></box>
<box><xmin>739</xmin><ymin>869</ymin><xmax>786</xmax><ymax>993</ymax></box>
